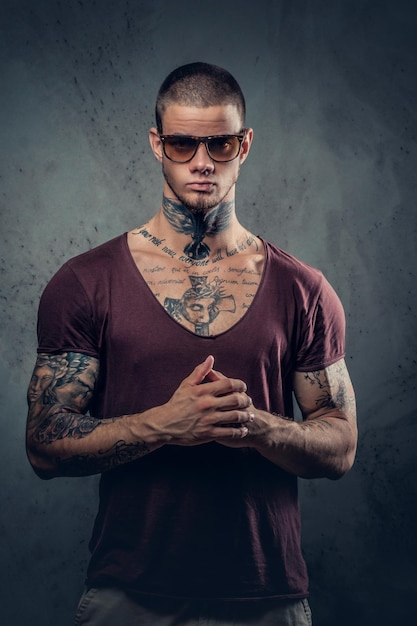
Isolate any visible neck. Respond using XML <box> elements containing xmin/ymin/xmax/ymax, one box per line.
<box><xmin>161</xmin><ymin>196</ymin><xmax>236</xmax><ymax>261</ymax></box>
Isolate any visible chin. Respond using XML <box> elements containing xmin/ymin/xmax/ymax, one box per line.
<box><xmin>181</xmin><ymin>193</ymin><xmax>220</xmax><ymax>213</ymax></box>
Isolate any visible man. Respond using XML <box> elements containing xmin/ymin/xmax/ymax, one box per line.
<box><xmin>26</xmin><ymin>62</ymin><xmax>357</xmax><ymax>625</ymax></box>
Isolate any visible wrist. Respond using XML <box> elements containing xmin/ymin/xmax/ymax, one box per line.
<box><xmin>251</xmin><ymin>409</ymin><xmax>294</xmax><ymax>453</ymax></box>
<box><xmin>125</xmin><ymin>407</ymin><xmax>168</xmax><ymax>449</ymax></box>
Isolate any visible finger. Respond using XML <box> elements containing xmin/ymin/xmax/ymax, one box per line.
<box><xmin>213</xmin><ymin>425</ymin><xmax>249</xmax><ymax>439</ymax></box>
<box><xmin>206</xmin><ymin>377</ymin><xmax>248</xmax><ymax>398</ymax></box>
<box><xmin>215</xmin><ymin>390</ymin><xmax>252</xmax><ymax>411</ymax></box>
<box><xmin>209</xmin><ymin>408</ymin><xmax>254</xmax><ymax>427</ymax></box>
<box><xmin>221</xmin><ymin>412</ymin><xmax>255</xmax><ymax>427</ymax></box>
<box><xmin>205</xmin><ymin>367</ymin><xmax>226</xmax><ymax>382</ymax></box>
<box><xmin>185</xmin><ymin>356</ymin><xmax>215</xmax><ymax>386</ymax></box>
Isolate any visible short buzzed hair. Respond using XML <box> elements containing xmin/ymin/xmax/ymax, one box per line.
<box><xmin>155</xmin><ymin>62</ymin><xmax>246</xmax><ymax>133</ymax></box>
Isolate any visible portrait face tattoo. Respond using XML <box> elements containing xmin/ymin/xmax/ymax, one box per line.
<box><xmin>164</xmin><ymin>275</ymin><xmax>236</xmax><ymax>336</ymax></box>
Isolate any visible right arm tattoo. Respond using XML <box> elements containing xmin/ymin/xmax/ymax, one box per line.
<box><xmin>27</xmin><ymin>352</ymin><xmax>98</xmax><ymax>430</ymax></box>
<box><xmin>56</xmin><ymin>440</ymin><xmax>150</xmax><ymax>476</ymax></box>
<box><xmin>27</xmin><ymin>352</ymin><xmax>150</xmax><ymax>476</ymax></box>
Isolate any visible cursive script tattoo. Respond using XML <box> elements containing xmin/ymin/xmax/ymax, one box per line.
<box><xmin>162</xmin><ymin>196</ymin><xmax>233</xmax><ymax>260</ymax></box>
<box><xmin>132</xmin><ymin>225</ymin><xmax>260</xmax><ymax>268</ymax></box>
<box><xmin>56</xmin><ymin>440</ymin><xmax>150</xmax><ymax>476</ymax></box>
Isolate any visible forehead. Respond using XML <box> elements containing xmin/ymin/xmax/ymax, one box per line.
<box><xmin>161</xmin><ymin>104</ymin><xmax>243</xmax><ymax>135</ymax></box>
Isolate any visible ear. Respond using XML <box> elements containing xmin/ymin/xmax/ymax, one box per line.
<box><xmin>239</xmin><ymin>128</ymin><xmax>254</xmax><ymax>165</ymax></box>
<box><xmin>149</xmin><ymin>128</ymin><xmax>163</xmax><ymax>163</ymax></box>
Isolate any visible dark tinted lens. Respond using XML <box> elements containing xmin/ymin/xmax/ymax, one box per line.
<box><xmin>207</xmin><ymin>136</ymin><xmax>241</xmax><ymax>161</ymax></box>
<box><xmin>163</xmin><ymin>137</ymin><xmax>198</xmax><ymax>161</ymax></box>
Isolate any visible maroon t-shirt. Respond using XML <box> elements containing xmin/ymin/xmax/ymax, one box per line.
<box><xmin>37</xmin><ymin>233</ymin><xmax>345</xmax><ymax>600</ymax></box>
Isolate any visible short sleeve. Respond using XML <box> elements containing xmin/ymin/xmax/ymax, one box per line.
<box><xmin>294</xmin><ymin>273</ymin><xmax>346</xmax><ymax>372</ymax></box>
<box><xmin>37</xmin><ymin>263</ymin><xmax>99</xmax><ymax>358</ymax></box>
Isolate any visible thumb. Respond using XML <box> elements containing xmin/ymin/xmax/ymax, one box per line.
<box><xmin>186</xmin><ymin>355</ymin><xmax>215</xmax><ymax>386</ymax></box>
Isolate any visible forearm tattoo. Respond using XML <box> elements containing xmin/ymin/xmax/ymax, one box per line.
<box><xmin>34</xmin><ymin>411</ymin><xmax>100</xmax><ymax>444</ymax></box>
<box><xmin>27</xmin><ymin>352</ymin><xmax>151</xmax><ymax>473</ymax></box>
<box><xmin>56</xmin><ymin>440</ymin><xmax>150</xmax><ymax>476</ymax></box>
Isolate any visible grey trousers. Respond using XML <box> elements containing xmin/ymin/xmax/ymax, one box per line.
<box><xmin>73</xmin><ymin>587</ymin><xmax>313</xmax><ymax>626</ymax></box>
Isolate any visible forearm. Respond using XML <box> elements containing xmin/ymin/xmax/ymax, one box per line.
<box><xmin>26</xmin><ymin>354</ymin><xmax>254</xmax><ymax>479</ymax></box>
<box><xmin>26</xmin><ymin>407</ymin><xmax>165</xmax><ymax>479</ymax></box>
<box><xmin>254</xmin><ymin>410</ymin><xmax>357</xmax><ymax>479</ymax></box>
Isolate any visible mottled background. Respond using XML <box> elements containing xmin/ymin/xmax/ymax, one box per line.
<box><xmin>1</xmin><ymin>0</ymin><xmax>416</xmax><ymax>624</ymax></box>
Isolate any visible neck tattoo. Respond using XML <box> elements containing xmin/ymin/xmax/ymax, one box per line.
<box><xmin>162</xmin><ymin>196</ymin><xmax>233</xmax><ymax>261</ymax></box>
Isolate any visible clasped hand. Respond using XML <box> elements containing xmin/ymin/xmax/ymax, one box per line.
<box><xmin>162</xmin><ymin>355</ymin><xmax>254</xmax><ymax>446</ymax></box>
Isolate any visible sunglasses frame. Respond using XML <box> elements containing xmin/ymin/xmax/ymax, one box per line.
<box><xmin>159</xmin><ymin>131</ymin><xmax>247</xmax><ymax>163</ymax></box>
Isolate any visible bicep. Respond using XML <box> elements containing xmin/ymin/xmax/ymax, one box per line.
<box><xmin>26</xmin><ymin>352</ymin><xmax>100</xmax><ymax>430</ymax></box>
<box><xmin>293</xmin><ymin>358</ymin><xmax>357</xmax><ymax>426</ymax></box>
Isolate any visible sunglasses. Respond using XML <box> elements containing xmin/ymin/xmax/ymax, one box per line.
<box><xmin>159</xmin><ymin>131</ymin><xmax>246</xmax><ymax>163</ymax></box>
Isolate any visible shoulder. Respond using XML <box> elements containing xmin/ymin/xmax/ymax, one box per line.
<box><xmin>37</xmin><ymin>235</ymin><xmax>128</xmax><ymax>355</ymax></box>
<box><xmin>263</xmin><ymin>239</ymin><xmax>326</xmax><ymax>289</ymax></box>
<box><xmin>65</xmin><ymin>233</ymin><xmax>128</xmax><ymax>273</ymax></box>
<box><xmin>45</xmin><ymin>234</ymin><xmax>128</xmax><ymax>288</ymax></box>
<box><xmin>262</xmin><ymin>239</ymin><xmax>344</xmax><ymax>317</ymax></box>
<box><xmin>260</xmin><ymin>241</ymin><xmax>347</xmax><ymax>368</ymax></box>
<box><xmin>39</xmin><ymin>233</ymin><xmax>130</xmax><ymax>313</ymax></box>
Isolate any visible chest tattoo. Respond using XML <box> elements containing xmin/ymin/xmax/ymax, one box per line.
<box><xmin>131</xmin><ymin>223</ymin><xmax>264</xmax><ymax>335</ymax></box>
<box><xmin>164</xmin><ymin>275</ymin><xmax>236</xmax><ymax>336</ymax></box>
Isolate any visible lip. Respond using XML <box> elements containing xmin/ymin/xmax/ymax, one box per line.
<box><xmin>187</xmin><ymin>181</ymin><xmax>215</xmax><ymax>192</ymax></box>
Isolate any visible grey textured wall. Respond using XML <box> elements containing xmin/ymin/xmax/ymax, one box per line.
<box><xmin>1</xmin><ymin>1</ymin><xmax>416</xmax><ymax>625</ymax></box>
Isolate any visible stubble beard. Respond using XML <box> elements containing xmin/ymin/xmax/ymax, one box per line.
<box><xmin>162</xmin><ymin>163</ymin><xmax>239</xmax><ymax>214</ymax></box>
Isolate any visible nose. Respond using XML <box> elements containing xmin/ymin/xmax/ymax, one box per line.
<box><xmin>189</xmin><ymin>141</ymin><xmax>214</xmax><ymax>174</ymax></box>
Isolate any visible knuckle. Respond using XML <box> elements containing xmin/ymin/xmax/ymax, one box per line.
<box><xmin>195</xmin><ymin>397</ymin><xmax>213</xmax><ymax>413</ymax></box>
<box><xmin>226</xmin><ymin>378</ymin><xmax>246</xmax><ymax>394</ymax></box>
<box><xmin>232</xmin><ymin>425</ymin><xmax>248</xmax><ymax>438</ymax></box>
<box><xmin>221</xmin><ymin>380</ymin><xmax>235</xmax><ymax>395</ymax></box>
<box><xmin>237</xmin><ymin>392</ymin><xmax>251</xmax><ymax>408</ymax></box>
